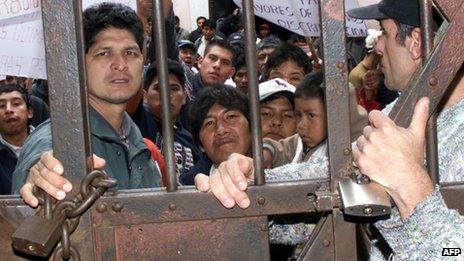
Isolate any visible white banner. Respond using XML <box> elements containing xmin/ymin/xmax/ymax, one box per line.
<box><xmin>0</xmin><ymin>0</ymin><xmax>137</xmax><ymax>80</ymax></box>
<box><xmin>0</xmin><ymin>0</ymin><xmax>41</xmax><ymax>22</ymax></box>
<box><xmin>0</xmin><ymin>4</ymin><xmax>46</xmax><ymax>79</ymax></box>
<box><xmin>232</xmin><ymin>0</ymin><xmax>368</xmax><ymax>37</ymax></box>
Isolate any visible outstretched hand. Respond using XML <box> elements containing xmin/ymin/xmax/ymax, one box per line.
<box><xmin>195</xmin><ymin>153</ymin><xmax>254</xmax><ymax>209</ymax></box>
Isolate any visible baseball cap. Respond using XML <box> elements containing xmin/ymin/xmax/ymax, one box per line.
<box><xmin>177</xmin><ymin>40</ymin><xmax>196</xmax><ymax>50</ymax></box>
<box><xmin>228</xmin><ymin>32</ymin><xmax>244</xmax><ymax>45</ymax></box>
<box><xmin>259</xmin><ymin>78</ymin><xmax>296</xmax><ymax>101</ymax></box>
<box><xmin>347</xmin><ymin>0</ymin><xmax>420</xmax><ymax>27</ymax></box>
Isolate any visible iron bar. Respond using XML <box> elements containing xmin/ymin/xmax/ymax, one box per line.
<box><xmin>319</xmin><ymin>0</ymin><xmax>353</xmax><ymax>190</ymax></box>
<box><xmin>42</xmin><ymin>0</ymin><xmax>92</xmax><ymax>195</ymax></box>
<box><xmin>420</xmin><ymin>0</ymin><xmax>440</xmax><ymax>186</ymax></box>
<box><xmin>241</xmin><ymin>0</ymin><xmax>265</xmax><ymax>185</ymax></box>
<box><xmin>433</xmin><ymin>0</ymin><xmax>460</xmax><ymax>21</ymax></box>
<box><xmin>151</xmin><ymin>0</ymin><xmax>177</xmax><ymax>191</ymax></box>
<box><xmin>40</xmin><ymin>1</ymin><xmax>94</xmax><ymax>258</ymax></box>
<box><xmin>92</xmin><ymin>178</ymin><xmax>328</xmax><ymax>227</ymax></box>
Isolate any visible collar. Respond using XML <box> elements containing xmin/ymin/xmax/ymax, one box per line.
<box><xmin>89</xmin><ymin>107</ymin><xmax>132</xmax><ymax>147</ymax></box>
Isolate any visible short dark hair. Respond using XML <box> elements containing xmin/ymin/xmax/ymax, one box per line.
<box><xmin>197</xmin><ymin>16</ymin><xmax>207</xmax><ymax>23</ymax></box>
<box><xmin>233</xmin><ymin>54</ymin><xmax>246</xmax><ymax>75</ymax></box>
<box><xmin>204</xmin><ymin>39</ymin><xmax>236</xmax><ymax>58</ymax></box>
<box><xmin>295</xmin><ymin>70</ymin><xmax>325</xmax><ymax>101</ymax></box>
<box><xmin>393</xmin><ymin>21</ymin><xmax>415</xmax><ymax>46</ymax></box>
<box><xmin>144</xmin><ymin>59</ymin><xmax>186</xmax><ymax>90</ymax></box>
<box><xmin>83</xmin><ymin>3</ymin><xmax>144</xmax><ymax>53</ymax></box>
<box><xmin>203</xmin><ymin>19</ymin><xmax>216</xmax><ymax>29</ymax></box>
<box><xmin>0</xmin><ymin>83</ymin><xmax>31</xmax><ymax>109</ymax></box>
<box><xmin>265</xmin><ymin>43</ymin><xmax>312</xmax><ymax>76</ymax></box>
<box><xmin>190</xmin><ymin>85</ymin><xmax>249</xmax><ymax>144</ymax></box>
<box><xmin>175</xmin><ymin>15</ymin><xmax>180</xmax><ymax>23</ymax></box>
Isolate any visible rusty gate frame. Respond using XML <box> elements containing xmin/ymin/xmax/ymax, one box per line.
<box><xmin>1</xmin><ymin>0</ymin><xmax>464</xmax><ymax>260</ymax></box>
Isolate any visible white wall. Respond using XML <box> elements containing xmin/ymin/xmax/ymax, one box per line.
<box><xmin>172</xmin><ymin>0</ymin><xmax>209</xmax><ymax>32</ymax></box>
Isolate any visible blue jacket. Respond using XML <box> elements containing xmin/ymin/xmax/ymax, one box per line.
<box><xmin>12</xmin><ymin>108</ymin><xmax>161</xmax><ymax>193</ymax></box>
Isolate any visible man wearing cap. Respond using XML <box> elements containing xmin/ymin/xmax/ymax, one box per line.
<box><xmin>178</xmin><ymin>40</ymin><xmax>198</xmax><ymax>73</ymax></box>
<box><xmin>195</xmin><ymin>0</ymin><xmax>464</xmax><ymax>259</ymax></box>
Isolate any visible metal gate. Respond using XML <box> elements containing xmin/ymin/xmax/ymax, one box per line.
<box><xmin>1</xmin><ymin>0</ymin><xmax>463</xmax><ymax>260</ymax></box>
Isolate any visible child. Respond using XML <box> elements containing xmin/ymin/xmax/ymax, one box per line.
<box><xmin>263</xmin><ymin>71</ymin><xmax>367</xmax><ymax>168</ymax></box>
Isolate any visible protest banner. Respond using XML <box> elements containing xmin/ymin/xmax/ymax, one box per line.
<box><xmin>0</xmin><ymin>1</ymin><xmax>45</xmax><ymax>79</ymax></box>
<box><xmin>0</xmin><ymin>0</ymin><xmax>40</xmax><ymax>21</ymax></box>
<box><xmin>0</xmin><ymin>0</ymin><xmax>137</xmax><ymax>79</ymax></box>
<box><xmin>232</xmin><ymin>0</ymin><xmax>367</xmax><ymax>37</ymax></box>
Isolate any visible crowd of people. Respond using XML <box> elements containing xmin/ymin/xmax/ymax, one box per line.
<box><xmin>0</xmin><ymin>0</ymin><xmax>462</xmax><ymax>260</ymax></box>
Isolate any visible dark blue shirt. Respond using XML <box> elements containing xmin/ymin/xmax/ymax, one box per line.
<box><xmin>132</xmin><ymin>102</ymin><xmax>201</xmax><ymax>177</ymax></box>
<box><xmin>179</xmin><ymin>153</ymin><xmax>213</xmax><ymax>185</ymax></box>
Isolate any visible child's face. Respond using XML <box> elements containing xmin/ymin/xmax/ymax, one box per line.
<box><xmin>295</xmin><ymin>97</ymin><xmax>327</xmax><ymax>148</ymax></box>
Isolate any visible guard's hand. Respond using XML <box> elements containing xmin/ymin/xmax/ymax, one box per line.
<box><xmin>353</xmin><ymin>97</ymin><xmax>433</xmax><ymax>219</ymax></box>
<box><xmin>195</xmin><ymin>153</ymin><xmax>253</xmax><ymax>209</ymax></box>
<box><xmin>20</xmin><ymin>151</ymin><xmax>106</xmax><ymax>208</ymax></box>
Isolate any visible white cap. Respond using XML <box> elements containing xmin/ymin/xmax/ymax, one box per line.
<box><xmin>259</xmin><ymin>78</ymin><xmax>296</xmax><ymax>101</ymax></box>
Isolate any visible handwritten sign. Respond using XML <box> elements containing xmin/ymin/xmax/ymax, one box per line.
<box><xmin>0</xmin><ymin>0</ymin><xmax>41</xmax><ymax>21</ymax></box>
<box><xmin>232</xmin><ymin>0</ymin><xmax>367</xmax><ymax>37</ymax></box>
<box><xmin>0</xmin><ymin>0</ymin><xmax>45</xmax><ymax>79</ymax></box>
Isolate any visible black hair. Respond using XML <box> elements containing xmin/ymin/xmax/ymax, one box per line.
<box><xmin>203</xmin><ymin>19</ymin><xmax>216</xmax><ymax>29</ymax></box>
<box><xmin>265</xmin><ymin>43</ymin><xmax>312</xmax><ymax>76</ymax></box>
<box><xmin>83</xmin><ymin>3</ymin><xmax>144</xmax><ymax>53</ymax></box>
<box><xmin>144</xmin><ymin>59</ymin><xmax>186</xmax><ymax>90</ymax></box>
<box><xmin>295</xmin><ymin>70</ymin><xmax>325</xmax><ymax>101</ymax></box>
<box><xmin>204</xmin><ymin>39</ymin><xmax>236</xmax><ymax>58</ymax></box>
<box><xmin>0</xmin><ymin>83</ymin><xmax>31</xmax><ymax>109</ymax></box>
<box><xmin>175</xmin><ymin>15</ymin><xmax>180</xmax><ymax>23</ymax></box>
<box><xmin>190</xmin><ymin>85</ymin><xmax>249</xmax><ymax>144</ymax></box>
<box><xmin>233</xmin><ymin>54</ymin><xmax>247</xmax><ymax>78</ymax></box>
<box><xmin>197</xmin><ymin>16</ymin><xmax>207</xmax><ymax>22</ymax></box>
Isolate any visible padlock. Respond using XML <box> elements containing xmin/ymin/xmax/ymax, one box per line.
<box><xmin>338</xmin><ymin>177</ymin><xmax>391</xmax><ymax>218</ymax></box>
<box><xmin>11</xmin><ymin>214</ymin><xmax>65</xmax><ymax>257</ymax></box>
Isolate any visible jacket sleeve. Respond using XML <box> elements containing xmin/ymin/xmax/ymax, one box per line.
<box><xmin>263</xmin><ymin>134</ymin><xmax>299</xmax><ymax>168</ymax></box>
<box><xmin>374</xmin><ymin>187</ymin><xmax>464</xmax><ymax>261</ymax></box>
<box><xmin>11</xmin><ymin>122</ymin><xmax>53</xmax><ymax>194</ymax></box>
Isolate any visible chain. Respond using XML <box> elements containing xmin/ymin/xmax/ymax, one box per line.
<box><xmin>48</xmin><ymin>170</ymin><xmax>117</xmax><ymax>260</ymax></box>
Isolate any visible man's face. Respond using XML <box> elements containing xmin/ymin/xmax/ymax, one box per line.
<box><xmin>85</xmin><ymin>28</ymin><xmax>143</xmax><ymax>107</ymax></box>
<box><xmin>0</xmin><ymin>91</ymin><xmax>32</xmax><ymax>137</ymax></box>
<box><xmin>260</xmin><ymin>96</ymin><xmax>296</xmax><ymax>140</ymax></box>
<box><xmin>145</xmin><ymin>74</ymin><xmax>186</xmax><ymax>121</ymax></box>
<box><xmin>199</xmin><ymin>46</ymin><xmax>235</xmax><ymax>86</ymax></box>
<box><xmin>179</xmin><ymin>47</ymin><xmax>197</xmax><ymax>67</ymax></box>
<box><xmin>197</xmin><ymin>18</ymin><xmax>206</xmax><ymax>29</ymax></box>
<box><xmin>268</xmin><ymin>60</ymin><xmax>306</xmax><ymax>86</ymax></box>
<box><xmin>257</xmin><ymin>47</ymin><xmax>275</xmax><ymax>75</ymax></box>
<box><xmin>202</xmin><ymin>26</ymin><xmax>215</xmax><ymax>40</ymax></box>
<box><xmin>233</xmin><ymin>66</ymin><xmax>248</xmax><ymax>94</ymax></box>
<box><xmin>374</xmin><ymin>19</ymin><xmax>419</xmax><ymax>91</ymax></box>
<box><xmin>295</xmin><ymin>97</ymin><xmax>327</xmax><ymax>148</ymax></box>
<box><xmin>199</xmin><ymin>104</ymin><xmax>250</xmax><ymax>165</ymax></box>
